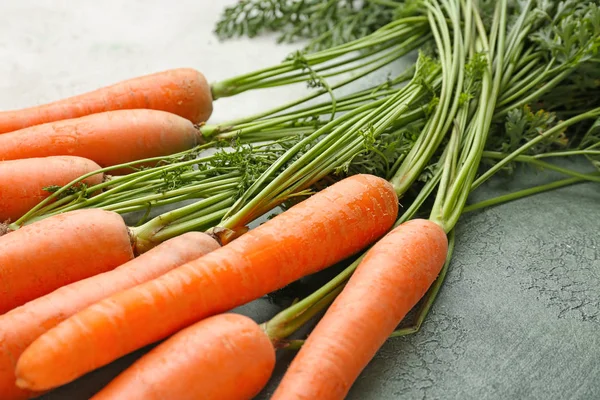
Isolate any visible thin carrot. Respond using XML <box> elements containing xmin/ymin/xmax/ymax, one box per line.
<box><xmin>15</xmin><ymin>174</ymin><xmax>398</xmax><ymax>391</ymax></box>
<box><xmin>0</xmin><ymin>156</ymin><xmax>103</xmax><ymax>222</ymax></box>
<box><xmin>91</xmin><ymin>314</ymin><xmax>275</xmax><ymax>400</ymax></box>
<box><xmin>0</xmin><ymin>109</ymin><xmax>203</xmax><ymax>174</ymax></box>
<box><xmin>0</xmin><ymin>209</ymin><xmax>134</xmax><ymax>315</ymax></box>
<box><xmin>271</xmin><ymin>219</ymin><xmax>448</xmax><ymax>400</ymax></box>
<box><xmin>0</xmin><ymin>68</ymin><xmax>212</xmax><ymax>134</ymax></box>
<box><xmin>0</xmin><ymin>232</ymin><xmax>219</xmax><ymax>400</ymax></box>
<box><xmin>90</xmin><ymin>274</ymin><xmax>345</xmax><ymax>400</ymax></box>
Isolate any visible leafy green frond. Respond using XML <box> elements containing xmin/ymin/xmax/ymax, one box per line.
<box><xmin>215</xmin><ymin>0</ymin><xmax>398</xmax><ymax>52</ymax></box>
<box><xmin>463</xmin><ymin>52</ymin><xmax>488</xmax><ymax>100</ymax></box>
<box><xmin>529</xmin><ymin>1</ymin><xmax>600</xmax><ymax>65</ymax></box>
<box><xmin>158</xmin><ymin>166</ymin><xmax>195</xmax><ymax>193</ymax></box>
<box><xmin>581</xmin><ymin>117</ymin><xmax>600</xmax><ymax>148</ymax></box>
<box><xmin>43</xmin><ymin>183</ymin><xmax>90</xmax><ymax>200</ymax></box>
<box><xmin>487</xmin><ymin>106</ymin><xmax>566</xmax><ymax>162</ymax></box>
<box><xmin>343</xmin><ymin>123</ymin><xmax>421</xmax><ymax>178</ymax></box>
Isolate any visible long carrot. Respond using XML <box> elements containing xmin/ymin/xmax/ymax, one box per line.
<box><xmin>271</xmin><ymin>219</ymin><xmax>448</xmax><ymax>400</ymax></box>
<box><xmin>0</xmin><ymin>156</ymin><xmax>103</xmax><ymax>222</ymax></box>
<box><xmin>90</xmin><ymin>275</ymin><xmax>346</xmax><ymax>400</ymax></box>
<box><xmin>0</xmin><ymin>68</ymin><xmax>212</xmax><ymax>134</ymax></box>
<box><xmin>91</xmin><ymin>313</ymin><xmax>275</xmax><ymax>400</ymax></box>
<box><xmin>0</xmin><ymin>109</ymin><xmax>203</xmax><ymax>173</ymax></box>
<box><xmin>0</xmin><ymin>232</ymin><xmax>219</xmax><ymax>400</ymax></box>
<box><xmin>15</xmin><ymin>174</ymin><xmax>398</xmax><ymax>391</ymax></box>
<box><xmin>0</xmin><ymin>209</ymin><xmax>134</xmax><ymax>314</ymax></box>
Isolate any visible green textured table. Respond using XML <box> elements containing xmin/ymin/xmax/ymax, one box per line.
<box><xmin>1</xmin><ymin>1</ymin><xmax>598</xmax><ymax>399</ymax></box>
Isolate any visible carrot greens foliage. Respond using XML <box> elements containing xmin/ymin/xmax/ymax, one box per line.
<box><xmin>215</xmin><ymin>0</ymin><xmax>397</xmax><ymax>52</ymax></box>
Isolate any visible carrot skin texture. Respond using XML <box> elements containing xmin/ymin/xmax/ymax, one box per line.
<box><xmin>0</xmin><ymin>156</ymin><xmax>103</xmax><ymax>222</ymax></box>
<box><xmin>0</xmin><ymin>209</ymin><xmax>134</xmax><ymax>315</ymax></box>
<box><xmin>0</xmin><ymin>68</ymin><xmax>212</xmax><ymax>134</ymax></box>
<box><xmin>15</xmin><ymin>174</ymin><xmax>399</xmax><ymax>391</ymax></box>
<box><xmin>0</xmin><ymin>232</ymin><xmax>218</xmax><ymax>400</ymax></box>
<box><xmin>91</xmin><ymin>314</ymin><xmax>275</xmax><ymax>400</ymax></box>
<box><xmin>271</xmin><ymin>219</ymin><xmax>448</xmax><ymax>400</ymax></box>
<box><xmin>0</xmin><ymin>109</ymin><xmax>201</xmax><ymax>174</ymax></box>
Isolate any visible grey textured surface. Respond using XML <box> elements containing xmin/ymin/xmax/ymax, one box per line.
<box><xmin>1</xmin><ymin>1</ymin><xmax>598</xmax><ymax>399</ymax></box>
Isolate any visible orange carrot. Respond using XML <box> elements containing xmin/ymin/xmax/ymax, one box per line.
<box><xmin>0</xmin><ymin>209</ymin><xmax>134</xmax><ymax>315</ymax></box>
<box><xmin>0</xmin><ymin>156</ymin><xmax>103</xmax><ymax>222</ymax></box>
<box><xmin>0</xmin><ymin>109</ymin><xmax>202</xmax><ymax>173</ymax></box>
<box><xmin>271</xmin><ymin>219</ymin><xmax>448</xmax><ymax>400</ymax></box>
<box><xmin>0</xmin><ymin>68</ymin><xmax>212</xmax><ymax>134</ymax></box>
<box><xmin>15</xmin><ymin>174</ymin><xmax>398</xmax><ymax>391</ymax></box>
<box><xmin>0</xmin><ymin>232</ymin><xmax>219</xmax><ymax>400</ymax></box>
<box><xmin>91</xmin><ymin>314</ymin><xmax>275</xmax><ymax>400</ymax></box>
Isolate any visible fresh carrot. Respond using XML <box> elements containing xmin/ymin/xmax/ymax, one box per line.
<box><xmin>0</xmin><ymin>232</ymin><xmax>219</xmax><ymax>400</ymax></box>
<box><xmin>0</xmin><ymin>209</ymin><xmax>134</xmax><ymax>315</ymax></box>
<box><xmin>91</xmin><ymin>313</ymin><xmax>275</xmax><ymax>400</ymax></box>
<box><xmin>90</xmin><ymin>273</ymin><xmax>345</xmax><ymax>400</ymax></box>
<box><xmin>0</xmin><ymin>156</ymin><xmax>103</xmax><ymax>222</ymax></box>
<box><xmin>271</xmin><ymin>219</ymin><xmax>448</xmax><ymax>400</ymax></box>
<box><xmin>0</xmin><ymin>68</ymin><xmax>212</xmax><ymax>134</ymax></box>
<box><xmin>15</xmin><ymin>174</ymin><xmax>398</xmax><ymax>391</ymax></box>
<box><xmin>0</xmin><ymin>109</ymin><xmax>203</xmax><ymax>173</ymax></box>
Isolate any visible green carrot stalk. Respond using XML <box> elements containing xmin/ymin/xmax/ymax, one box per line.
<box><xmin>210</xmin><ymin>17</ymin><xmax>430</xmax><ymax>99</ymax></box>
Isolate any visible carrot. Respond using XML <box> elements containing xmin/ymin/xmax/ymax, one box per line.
<box><xmin>270</xmin><ymin>219</ymin><xmax>448</xmax><ymax>400</ymax></box>
<box><xmin>0</xmin><ymin>156</ymin><xmax>103</xmax><ymax>222</ymax></box>
<box><xmin>89</xmin><ymin>277</ymin><xmax>345</xmax><ymax>400</ymax></box>
<box><xmin>0</xmin><ymin>109</ymin><xmax>203</xmax><ymax>173</ymax></box>
<box><xmin>91</xmin><ymin>314</ymin><xmax>274</xmax><ymax>400</ymax></box>
<box><xmin>0</xmin><ymin>68</ymin><xmax>212</xmax><ymax>134</ymax></box>
<box><xmin>15</xmin><ymin>174</ymin><xmax>398</xmax><ymax>391</ymax></box>
<box><xmin>0</xmin><ymin>232</ymin><xmax>219</xmax><ymax>400</ymax></box>
<box><xmin>90</xmin><ymin>273</ymin><xmax>346</xmax><ymax>400</ymax></box>
<box><xmin>0</xmin><ymin>209</ymin><xmax>134</xmax><ymax>315</ymax></box>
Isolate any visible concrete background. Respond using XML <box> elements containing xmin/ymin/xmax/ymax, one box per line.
<box><xmin>1</xmin><ymin>1</ymin><xmax>598</xmax><ymax>399</ymax></box>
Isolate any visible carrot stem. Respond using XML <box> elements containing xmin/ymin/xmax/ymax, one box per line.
<box><xmin>263</xmin><ymin>284</ymin><xmax>346</xmax><ymax>346</ymax></box>
<box><xmin>482</xmin><ymin>151</ymin><xmax>600</xmax><ymax>183</ymax></box>
<box><xmin>463</xmin><ymin>174</ymin><xmax>599</xmax><ymax>213</ymax></box>
<box><xmin>11</xmin><ymin>144</ymin><xmax>214</xmax><ymax>227</ymax></box>
<box><xmin>210</xmin><ymin>82</ymin><xmax>417</xmax><ymax>141</ymax></box>
<box><xmin>472</xmin><ymin>107</ymin><xmax>600</xmax><ymax>190</ymax></box>
<box><xmin>202</xmin><ymin>37</ymin><xmax>423</xmax><ymax>138</ymax></box>
<box><xmin>220</xmin><ymin>62</ymin><xmax>437</xmax><ymax>229</ymax></box>
<box><xmin>533</xmin><ymin>150</ymin><xmax>600</xmax><ymax>158</ymax></box>
<box><xmin>210</xmin><ymin>18</ymin><xmax>428</xmax><ymax>98</ymax></box>
<box><xmin>130</xmin><ymin>191</ymin><xmax>236</xmax><ymax>252</ymax></box>
<box><xmin>149</xmin><ymin>205</ymin><xmax>232</xmax><ymax>244</ymax></box>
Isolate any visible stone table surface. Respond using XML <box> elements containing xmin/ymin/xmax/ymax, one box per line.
<box><xmin>1</xmin><ymin>1</ymin><xmax>598</xmax><ymax>399</ymax></box>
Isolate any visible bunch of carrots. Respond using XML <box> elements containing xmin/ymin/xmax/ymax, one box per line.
<box><xmin>0</xmin><ymin>0</ymin><xmax>599</xmax><ymax>399</ymax></box>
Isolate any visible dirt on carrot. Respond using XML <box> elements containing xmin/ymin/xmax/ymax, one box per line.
<box><xmin>0</xmin><ymin>222</ymin><xmax>9</xmax><ymax>237</ymax></box>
